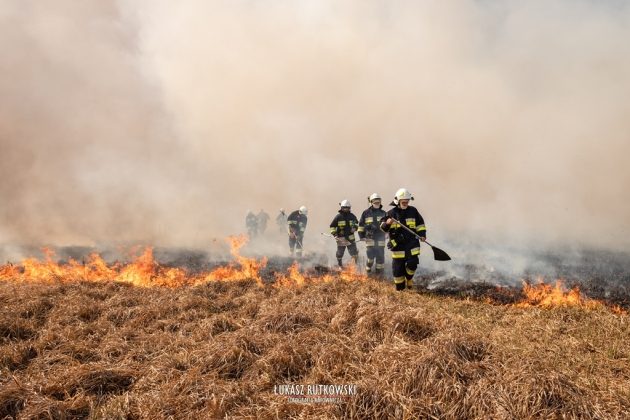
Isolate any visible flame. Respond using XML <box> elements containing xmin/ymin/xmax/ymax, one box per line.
<box><xmin>274</xmin><ymin>262</ymin><xmax>307</xmax><ymax>288</ymax></box>
<box><xmin>0</xmin><ymin>244</ymin><xmax>626</xmax><ymax>316</ymax></box>
<box><xmin>117</xmin><ymin>248</ymin><xmax>190</xmax><ymax>287</ymax></box>
<box><xmin>0</xmin><ymin>247</ymin><xmax>190</xmax><ymax>287</ymax></box>
<box><xmin>611</xmin><ymin>305</ymin><xmax>628</xmax><ymax>316</ymax></box>
<box><xmin>338</xmin><ymin>264</ymin><xmax>368</xmax><ymax>283</ymax></box>
<box><xmin>516</xmin><ymin>280</ymin><xmax>628</xmax><ymax>314</ymax></box>
<box><xmin>0</xmin><ymin>263</ymin><xmax>20</xmax><ymax>279</ymax></box>
<box><xmin>202</xmin><ymin>235</ymin><xmax>267</xmax><ymax>287</ymax></box>
<box><xmin>274</xmin><ymin>262</ymin><xmax>367</xmax><ymax>288</ymax></box>
<box><xmin>515</xmin><ymin>280</ymin><xmax>605</xmax><ymax>311</ymax></box>
<box><xmin>0</xmin><ymin>235</ymin><xmax>270</xmax><ymax>288</ymax></box>
<box><xmin>318</xmin><ymin>264</ymin><xmax>369</xmax><ymax>284</ymax></box>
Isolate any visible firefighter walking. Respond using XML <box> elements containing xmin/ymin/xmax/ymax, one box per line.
<box><xmin>380</xmin><ymin>188</ymin><xmax>427</xmax><ymax>291</ymax></box>
<box><xmin>276</xmin><ymin>208</ymin><xmax>287</xmax><ymax>234</ymax></box>
<box><xmin>245</xmin><ymin>210</ymin><xmax>258</xmax><ymax>238</ymax></box>
<box><xmin>329</xmin><ymin>200</ymin><xmax>359</xmax><ymax>268</ymax></box>
<box><xmin>358</xmin><ymin>193</ymin><xmax>387</xmax><ymax>275</ymax></box>
<box><xmin>257</xmin><ymin>209</ymin><xmax>270</xmax><ymax>235</ymax></box>
<box><xmin>287</xmin><ymin>206</ymin><xmax>308</xmax><ymax>258</ymax></box>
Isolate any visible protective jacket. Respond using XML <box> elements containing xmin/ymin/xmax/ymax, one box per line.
<box><xmin>380</xmin><ymin>206</ymin><xmax>426</xmax><ymax>259</ymax></box>
<box><xmin>358</xmin><ymin>206</ymin><xmax>387</xmax><ymax>244</ymax></box>
<box><xmin>329</xmin><ymin>211</ymin><xmax>359</xmax><ymax>242</ymax></box>
<box><xmin>287</xmin><ymin>210</ymin><xmax>307</xmax><ymax>236</ymax></box>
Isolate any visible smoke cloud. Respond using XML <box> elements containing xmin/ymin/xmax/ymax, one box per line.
<box><xmin>2</xmin><ymin>0</ymin><xmax>630</xmax><ymax>254</ymax></box>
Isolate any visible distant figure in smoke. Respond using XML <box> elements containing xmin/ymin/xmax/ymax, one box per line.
<box><xmin>276</xmin><ymin>208</ymin><xmax>287</xmax><ymax>233</ymax></box>
<box><xmin>381</xmin><ymin>188</ymin><xmax>426</xmax><ymax>291</ymax></box>
<box><xmin>358</xmin><ymin>193</ymin><xmax>387</xmax><ymax>275</ymax></box>
<box><xmin>246</xmin><ymin>210</ymin><xmax>258</xmax><ymax>238</ymax></box>
<box><xmin>287</xmin><ymin>206</ymin><xmax>308</xmax><ymax>258</ymax></box>
<box><xmin>329</xmin><ymin>200</ymin><xmax>359</xmax><ymax>268</ymax></box>
<box><xmin>257</xmin><ymin>209</ymin><xmax>270</xmax><ymax>235</ymax></box>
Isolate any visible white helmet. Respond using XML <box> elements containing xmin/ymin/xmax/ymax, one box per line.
<box><xmin>279</xmin><ymin>208</ymin><xmax>284</xmax><ymax>213</ymax></box>
<box><xmin>299</xmin><ymin>206</ymin><xmax>308</xmax><ymax>215</ymax></box>
<box><xmin>393</xmin><ymin>188</ymin><xmax>413</xmax><ymax>204</ymax></box>
<box><xmin>339</xmin><ymin>199</ymin><xmax>351</xmax><ymax>208</ymax></box>
<box><xmin>368</xmin><ymin>193</ymin><xmax>381</xmax><ymax>202</ymax></box>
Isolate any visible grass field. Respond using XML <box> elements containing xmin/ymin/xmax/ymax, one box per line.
<box><xmin>1</xmin><ymin>273</ymin><xmax>628</xmax><ymax>419</ymax></box>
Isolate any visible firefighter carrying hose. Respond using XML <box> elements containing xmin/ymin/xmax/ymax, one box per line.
<box><xmin>358</xmin><ymin>193</ymin><xmax>387</xmax><ymax>275</ymax></box>
<box><xmin>380</xmin><ymin>188</ymin><xmax>427</xmax><ymax>291</ymax></box>
<box><xmin>287</xmin><ymin>206</ymin><xmax>308</xmax><ymax>258</ymax></box>
<box><xmin>329</xmin><ymin>200</ymin><xmax>359</xmax><ymax>268</ymax></box>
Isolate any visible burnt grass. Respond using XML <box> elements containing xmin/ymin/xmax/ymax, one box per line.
<box><xmin>0</xmin><ymin>277</ymin><xmax>629</xmax><ymax>419</ymax></box>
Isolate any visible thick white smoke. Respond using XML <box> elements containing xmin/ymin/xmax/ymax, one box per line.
<box><xmin>2</xmin><ymin>0</ymin><xmax>630</xmax><ymax>257</ymax></box>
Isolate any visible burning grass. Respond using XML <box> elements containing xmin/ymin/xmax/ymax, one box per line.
<box><xmin>0</xmin><ymin>275</ymin><xmax>628</xmax><ymax>419</ymax></box>
<box><xmin>0</xmin><ymin>240</ymin><xmax>628</xmax><ymax>417</ymax></box>
<box><xmin>0</xmin><ymin>236</ymin><xmax>269</xmax><ymax>288</ymax></box>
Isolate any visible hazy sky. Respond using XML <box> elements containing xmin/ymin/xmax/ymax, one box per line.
<box><xmin>1</xmin><ymin>0</ymin><xmax>629</xmax><ymax>250</ymax></box>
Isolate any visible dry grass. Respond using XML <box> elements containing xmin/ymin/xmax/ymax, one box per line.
<box><xmin>0</xmin><ymin>278</ymin><xmax>628</xmax><ymax>419</ymax></box>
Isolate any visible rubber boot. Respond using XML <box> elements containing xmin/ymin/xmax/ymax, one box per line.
<box><xmin>366</xmin><ymin>259</ymin><xmax>374</xmax><ymax>273</ymax></box>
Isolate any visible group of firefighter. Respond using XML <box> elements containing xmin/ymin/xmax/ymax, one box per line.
<box><xmin>279</xmin><ymin>188</ymin><xmax>426</xmax><ymax>291</ymax></box>
<box><xmin>246</xmin><ymin>209</ymin><xmax>292</xmax><ymax>238</ymax></box>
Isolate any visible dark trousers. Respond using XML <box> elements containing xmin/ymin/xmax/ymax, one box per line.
<box><xmin>366</xmin><ymin>246</ymin><xmax>385</xmax><ymax>272</ymax></box>
<box><xmin>392</xmin><ymin>255</ymin><xmax>419</xmax><ymax>291</ymax></box>
<box><xmin>336</xmin><ymin>242</ymin><xmax>358</xmax><ymax>266</ymax></box>
<box><xmin>289</xmin><ymin>235</ymin><xmax>304</xmax><ymax>257</ymax></box>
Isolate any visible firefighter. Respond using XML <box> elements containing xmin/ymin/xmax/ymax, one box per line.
<box><xmin>287</xmin><ymin>206</ymin><xmax>308</xmax><ymax>258</ymax></box>
<box><xmin>276</xmin><ymin>208</ymin><xmax>287</xmax><ymax>233</ymax></box>
<box><xmin>329</xmin><ymin>200</ymin><xmax>359</xmax><ymax>268</ymax></box>
<box><xmin>245</xmin><ymin>210</ymin><xmax>258</xmax><ymax>238</ymax></box>
<box><xmin>257</xmin><ymin>209</ymin><xmax>270</xmax><ymax>235</ymax></box>
<box><xmin>358</xmin><ymin>193</ymin><xmax>387</xmax><ymax>275</ymax></box>
<box><xmin>380</xmin><ymin>188</ymin><xmax>426</xmax><ymax>291</ymax></box>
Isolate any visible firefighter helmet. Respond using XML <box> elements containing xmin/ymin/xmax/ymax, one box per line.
<box><xmin>368</xmin><ymin>193</ymin><xmax>381</xmax><ymax>202</ymax></box>
<box><xmin>393</xmin><ymin>188</ymin><xmax>413</xmax><ymax>204</ymax></box>
<box><xmin>299</xmin><ymin>206</ymin><xmax>308</xmax><ymax>215</ymax></box>
<box><xmin>339</xmin><ymin>199</ymin><xmax>352</xmax><ymax>208</ymax></box>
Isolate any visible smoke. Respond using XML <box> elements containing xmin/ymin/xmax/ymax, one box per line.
<box><xmin>0</xmin><ymin>0</ymin><xmax>183</xmax><ymax>246</ymax></box>
<box><xmin>2</xmin><ymin>0</ymin><xmax>630</xmax><ymax>255</ymax></box>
